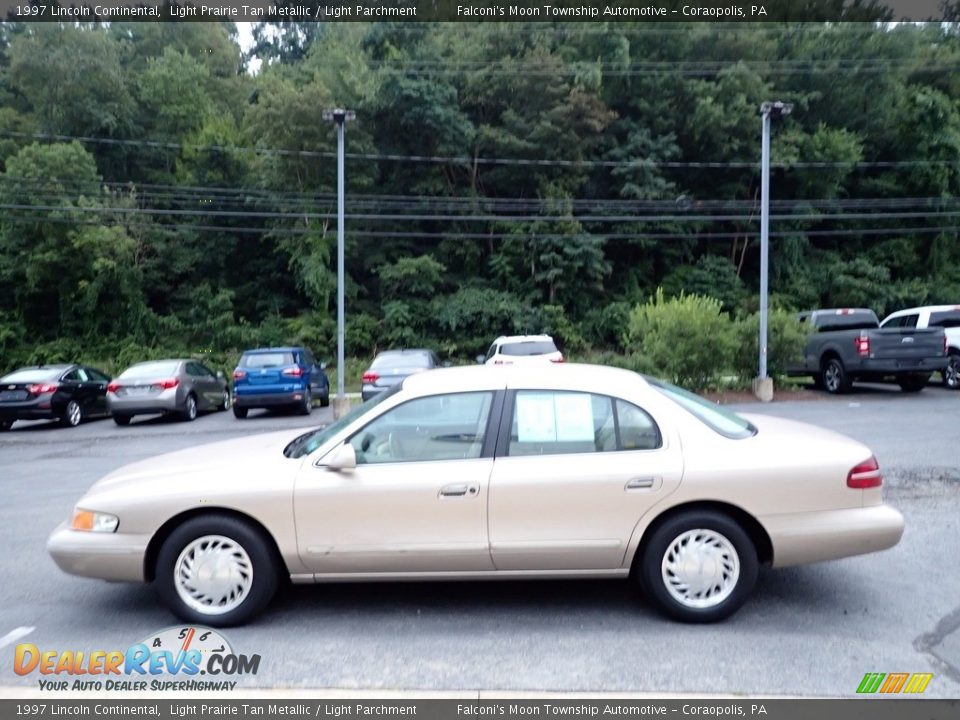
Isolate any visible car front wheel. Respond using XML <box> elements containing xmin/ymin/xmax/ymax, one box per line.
<box><xmin>155</xmin><ymin>515</ymin><xmax>279</xmax><ymax>627</ymax></box>
<box><xmin>638</xmin><ymin>510</ymin><xmax>758</xmax><ymax>623</ymax></box>
<box><xmin>0</xmin><ymin>420</ymin><xmax>11</xmax><ymax>431</ymax></box>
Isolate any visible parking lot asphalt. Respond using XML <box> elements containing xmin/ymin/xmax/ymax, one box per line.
<box><xmin>0</xmin><ymin>385</ymin><xmax>957</xmax><ymax>696</ymax></box>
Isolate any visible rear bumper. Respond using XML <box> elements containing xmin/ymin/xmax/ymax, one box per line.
<box><xmin>762</xmin><ymin>503</ymin><xmax>904</xmax><ymax>568</ymax></box>
<box><xmin>108</xmin><ymin>392</ymin><xmax>180</xmax><ymax>416</ymax></box>
<box><xmin>233</xmin><ymin>391</ymin><xmax>304</xmax><ymax>408</ymax></box>
<box><xmin>0</xmin><ymin>406</ymin><xmax>58</xmax><ymax>422</ymax></box>
<box><xmin>47</xmin><ymin>522</ymin><xmax>148</xmax><ymax>582</ymax></box>
<box><xmin>854</xmin><ymin>358</ymin><xmax>947</xmax><ymax>374</ymax></box>
<box><xmin>361</xmin><ymin>385</ymin><xmax>389</xmax><ymax>401</ymax></box>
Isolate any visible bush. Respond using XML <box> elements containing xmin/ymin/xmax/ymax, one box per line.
<box><xmin>733</xmin><ymin>310</ymin><xmax>808</xmax><ymax>382</ymax></box>
<box><xmin>624</xmin><ymin>288</ymin><xmax>736</xmax><ymax>390</ymax></box>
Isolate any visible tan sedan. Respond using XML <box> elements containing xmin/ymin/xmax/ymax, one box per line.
<box><xmin>48</xmin><ymin>364</ymin><xmax>904</xmax><ymax>625</ymax></box>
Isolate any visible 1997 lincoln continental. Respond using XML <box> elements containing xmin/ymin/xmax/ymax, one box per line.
<box><xmin>48</xmin><ymin>364</ymin><xmax>904</xmax><ymax>625</ymax></box>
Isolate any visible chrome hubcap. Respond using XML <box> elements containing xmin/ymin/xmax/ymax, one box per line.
<box><xmin>662</xmin><ymin>529</ymin><xmax>740</xmax><ymax>609</ymax></box>
<box><xmin>174</xmin><ymin>535</ymin><xmax>253</xmax><ymax>615</ymax></box>
<box><xmin>187</xmin><ymin>397</ymin><xmax>196</xmax><ymax>418</ymax></box>
<box><xmin>947</xmin><ymin>359</ymin><xmax>959</xmax><ymax>389</ymax></box>
<box><xmin>67</xmin><ymin>402</ymin><xmax>81</xmax><ymax>426</ymax></box>
<box><xmin>222</xmin><ymin>391</ymin><xmax>231</xmax><ymax>409</ymax></box>
<box><xmin>824</xmin><ymin>364</ymin><xmax>840</xmax><ymax>391</ymax></box>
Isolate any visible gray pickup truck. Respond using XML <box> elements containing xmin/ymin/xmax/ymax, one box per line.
<box><xmin>788</xmin><ymin>308</ymin><xmax>947</xmax><ymax>394</ymax></box>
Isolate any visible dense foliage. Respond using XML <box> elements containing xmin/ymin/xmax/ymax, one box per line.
<box><xmin>0</xmin><ymin>19</ymin><xmax>958</xmax><ymax>381</ymax></box>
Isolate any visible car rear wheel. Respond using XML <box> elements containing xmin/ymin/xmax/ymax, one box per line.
<box><xmin>180</xmin><ymin>394</ymin><xmax>198</xmax><ymax>422</ymax></box>
<box><xmin>0</xmin><ymin>420</ymin><xmax>11</xmax><ymax>432</ymax></box>
<box><xmin>638</xmin><ymin>510</ymin><xmax>758</xmax><ymax>623</ymax></box>
<box><xmin>943</xmin><ymin>354</ymin><xmax>960</xmax><ymax>390</ymax></box>
<box><xmin>155</xmin><ymin>515</ymin><xmax>279</xmax><ymax>627</ymax></box>
<box><xmin>232</xmin><ymin>406</ymin><xmax>248</xmax><ymax>419</ymax></box>
<box><xmin>61</xmin><ymin>400</ymin><xmax>82</xmax><ymax>428</ymax></box>
<box><xmin>298</xmin><ymin>389</ymin><xmax>312</xmax><ymax>416</ymax></box>
<box><xmin>113</xmin><ymin>414</ymin><xmax>131</xmax><ymax>426</ymax></box>
<box><xmin>319</xmin><ymin>389</ymin><xmax>330</xmax><ymax>408</ymax></box>
<box><xmin>897</xmin><ymin>373</ymin><xmax>929</xmax><ymax>392</ymax></box>
<box><xmin>822</xmin><ymin>357</ymin><xmax>851</xmax><ymax>394</ymax></box>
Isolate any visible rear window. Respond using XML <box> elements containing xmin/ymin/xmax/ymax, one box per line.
<box><xmin>930</xmin><ymin>310</ymin><xmax>960</xmax><ymax>328</ymax></box>
<box><xmin>372</xmin><ymin>352</ymin><xmax>431</xmax><ymax>369</ymax></box>
<box><xmin>119</xmin><ymin>361</ymin><xmax>180</xmax><ymax>379</ymax></box>
<box><xmin>241</xmin><ymin>352</ymin><xmax>295</xmax><ymax>368</ymax></box>
<box><xmin>813</xmin><ymin>310</ymin><xmax>878</xmax><ymax>332</ymax></box>
<box><xmin>1</xmin><ymin>367</ymin><xmax>63</xmax><ymax>383</ymax></box>
<box><xmin>647</xmin><ymin>377</ymin><xmax>756</xmax><ymax>439</ymax></box>
<box><xmin>500</xmin><ymin>340</ymin><xmax>558</xmax><ymax>357</ymax></box>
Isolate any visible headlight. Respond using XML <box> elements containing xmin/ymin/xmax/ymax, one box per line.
<box><xmin>70</xmin><ymin>509</ymin><xmax>119</xmax><ymax>533</ymax></box>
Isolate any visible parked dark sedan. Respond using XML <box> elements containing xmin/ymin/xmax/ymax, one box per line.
<box><xmin>0</xmin><ymin>364</ymin><xmax>111</xmax><ymax>430</ymax></box>
<box><xmin>361</xmin><ymin>349</ymin><xmax>443</xmax><ymax>401</ymax></box>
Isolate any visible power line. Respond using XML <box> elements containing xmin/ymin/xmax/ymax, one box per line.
<box><xmin>2</xmin><ymin>131</ymin><xmax>957</xmax><ymax>170</ymax></box>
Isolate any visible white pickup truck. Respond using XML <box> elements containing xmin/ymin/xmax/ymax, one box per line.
<box><xmin>881</xmin><ymin>305</ymin><xmax>960</xmax><ymax>389</ymax></box>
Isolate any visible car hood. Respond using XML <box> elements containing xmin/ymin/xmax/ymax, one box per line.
<box><xmin>89</xmin><ymin>428</ymin><xmax>310</xmax><ymax>493</ymax></box>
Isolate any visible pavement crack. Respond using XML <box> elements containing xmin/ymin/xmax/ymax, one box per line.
<box><xmin>915</xmin><ymin>604</ymin><xmax>960</xmax><ymax>686</ymax></box>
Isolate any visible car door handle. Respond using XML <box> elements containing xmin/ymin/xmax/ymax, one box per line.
<box><xmin>439</xmin><ymin>483</ymin><xmax>479</xmax><ymax>497</ymax></box>
<box><xmin>625</xmin><ymin>477</ymin><xmax>658</xmax><ymax>490</ymax></box>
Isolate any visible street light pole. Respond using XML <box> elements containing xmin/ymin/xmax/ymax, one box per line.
<box><xmin>322</xmin><ymin>108</ymin><xmax>356</xmax><ymax>418</ymax></box>
<box><xmin>755</xmin><ymin>100</ymin><xmax>792</xmax><ymax>401</ymax></box>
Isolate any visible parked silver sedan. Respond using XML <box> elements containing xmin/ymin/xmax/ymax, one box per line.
<box><xmin>107</xmin><ymin>359</ymin><xmax>230</xmax><ymax>425</ymax></box>
<box><xmin>50</xmin><ymin>364</ymin><xmax>903</xmax><ymax>626</ymax></box>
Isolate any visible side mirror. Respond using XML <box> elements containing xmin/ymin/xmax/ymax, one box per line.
<box><xmin>216</xmin><ymin>370</ymin><xmax>225</xmax><ymax>380</ymax></box>
<box><xmin>320</xmin><ymin>361</ymin><xmax>328</xmax><ymax>371</ymax></box>
<box><xmin>325</xmin><ymin>443</ymin><xmax>357</xmax><ymax>471</ymax></box>
<box><xmin>476</xmin><ymin>355</ymin><xmax>485</xmax><ymax>365</ymax></box>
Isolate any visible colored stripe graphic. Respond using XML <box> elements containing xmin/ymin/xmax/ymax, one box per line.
<box><xmin>857</xmin><ymin>673</ymin><xmax>885</xmax><ymax>694</ymax></box>
<box><xmin>879</xmin><ymin>673</ymin><xmax>909</xmax><ymax>693</ymax></box>
<box><xmin>903</xmin><ymin>673</ymin><xmax>933</xmax><ymax>693</ymax></box>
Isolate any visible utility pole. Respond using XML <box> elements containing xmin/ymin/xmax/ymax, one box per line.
<box><xmin>322</xmin><ymin>108</ymin><xmax>355</xmax><ymax>418</ymax></box>
<box><xmin>755</xmin><ymin>100</ymin><xmax>792</xmax><ymax>402</ymax></box>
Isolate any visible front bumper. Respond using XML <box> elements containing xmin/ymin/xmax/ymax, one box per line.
<box><xmin>762</xmin><ymin>503</ymin><xmax>904</xmax><ymax>568</ymax></box>
<box><xmin>47</xmin><ymin>522</ymin><xmax>149</xmax><ymax>582</ymax></box>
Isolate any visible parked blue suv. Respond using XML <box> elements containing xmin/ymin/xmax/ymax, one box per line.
<box><xmin>232</xmin><ymin>347</ymin><xmax>330</xmax><ymax>418</ymax></box>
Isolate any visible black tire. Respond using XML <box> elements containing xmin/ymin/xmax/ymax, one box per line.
<box><xmin>298</xmin><ymin>389</ymin><xmax>312</xmax><ymax>416</ymax></box>
<box><xmin>61</xmin><ymin>400</ymin><xmax>83</xmax><ymax>428</ymax></box>
<box><xmin>217</xmin><ymin>389</ymin><xmax>231</xmax><ymax>412</ymax></box>
<box><xmin>943</xmin><ymin>354</ymin><xmax>960</xmax><ymax>390</ymax></box>
<box><xmin>0</xmin><ymin>420</ymin><xmax>11</xmax><ymax>432</ymax></box>
<box><xmin>897</xmin><ymin>373</ymin><xmax>929</xmax><ymax>393</ymax></box>
<box><xmin>638</xmin><ymin>510</ymin><xmax>758</xmax><ymax>623</ymax></box>
<box><xmin>821</xmin><ymin>356</ymin><xmax>851</xmax><ymax>394</ymax></box>
<box><xmin>180</xmin><ymin>394</ymin><xmax>198</xmax><ymax>422</ymax></box>
<box><xmin>113</xmin><ymin>414</ymin><xmax>132</xmax><ymax>426</ymax></box>
<box><xmin>232</xmin><ymin>405</ymin><xmax>248</xmax><ymax>419</ymax></box>
<box><xmin>319</xmin><ymin>389</ymin><xmax>330</xmax><ymax>408</ymax></box>
<box><xmin>154</xmin><ymin>514</ymin><xmax>279</xmax><ymax>627</ymax></box>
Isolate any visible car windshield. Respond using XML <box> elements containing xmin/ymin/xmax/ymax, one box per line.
<box><xmin>647</xmin><ymin>377</ymin><xmax>757</xmax><ymax>439</ymax></box>
<box><xmin>500</xmin><ymin>340</ymin><xmax>557</xmax><ymax>356</ymax></box>
<box><xmin>241</xmin><ymin>352</ymin><xmax>295</xmax><ymax>368</ymax></box>
<box><xmin>119</xmin><ymin>361</ymin><xmax>180</xmax><ymax>379</ymax></box>
<box><xmin>284</xmin><ymin>385</ymin><xmax>400</xmax><ymax>458</ymax></box>
<box><xmin>1</xmin><ymin>367</ymin><xmax>63</xmax><ymax>383</ymax></box>
<box><xmin>371</xmin><ymin>352</ymin><xmax>431</xmax><ymax>369</ymax></box>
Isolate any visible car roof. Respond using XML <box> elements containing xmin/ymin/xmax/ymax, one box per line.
<box><xmin>376</xmin><ymin>348</ymin><xmax>433</xmax><ymax>356</ymax></box>
<box><xmin>242</xmin><ymin>347</ymin><xmax>304</xmax><ymax>353</ymax></box>
<box><xmin>18</xmin><ymin>363</ymin><xmax>75</xmax><ymax>370</ymax></box>
<box><xmin>128</xmin><ymin>358</ymin><xmax>189</xmax><ymax>365</ymax></box>
<box><xmin>884</xmin><ymin>305</ymin><xmax>960</xmax><ymax>317</ymax></box>
<box><xmin>493</xmin><ymin>334</ymin><xmax>555</xmax><ymax>344</ymax></box>
<box><xmin>400</xmin><ymin>362</ymin><xmax>647</xmax><ymax>396</ymax></box>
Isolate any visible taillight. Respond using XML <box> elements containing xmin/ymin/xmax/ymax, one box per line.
<box><xmin>106</xmin><ymin>382</ymin><xmax>120</xmax><ymax>394</ymax></box>
<box><xmin>362</xmin><ymin>371</ymin><xmax>379</xmax><ymax>383</ymax></box>
<box><xmin>233</xmin><ymin>370</ymin><xmax>246</xmax><ymax>381</ymax></box>
<box><xmin>27</xmin><ymin>383</ymin><xmax>59</xmax><ymax>394</ymax></box>
<box><xmin>154</xmin><ymin>378</ymin><xmax>179</xmax><ymax>390</ymax></box>
<box><xmin>282</xmin><ymin>366</ymin><xmax>304</xmax><ymax>377</ymax></box>
<box><xmin>855</xmin><ymin>334</ymin><xmax>870</xmax><ymax>357</ymax></box>
<box><xmin>847</xmin><ymin>456</ymin><xmax>883</xmax><ymax>489</ymax></box>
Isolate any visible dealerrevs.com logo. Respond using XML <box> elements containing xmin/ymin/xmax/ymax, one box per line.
<box><xmin>14</xmin><ymin>626</ymin><xmax>260</xmax><ymax>691</ymax></box>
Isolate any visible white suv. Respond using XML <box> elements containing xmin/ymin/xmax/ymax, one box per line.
<box><xmin>479</xmin><ymin>335</ymin><xmax>564</xmax><ymax>365</ymax></box>
<box><xmin>880</xmin><ymin>305</ymin><xmax>960</xmax><ymax>388</ymax></box>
